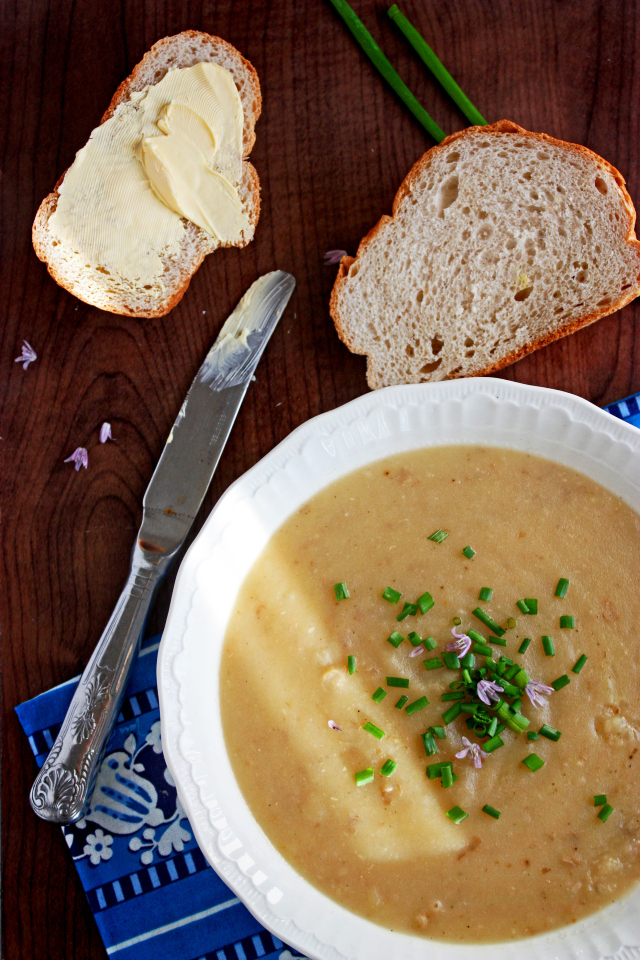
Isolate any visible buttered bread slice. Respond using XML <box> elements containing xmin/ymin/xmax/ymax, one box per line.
<box><xmin>33</xmin><ymin>32</ymin><xmax>261</xmax><ymax>317</ymax></box>
<box><xmin>330</xmin><ymin>120</ymin><xmax>640</xmax><ymax>387</ymax></box>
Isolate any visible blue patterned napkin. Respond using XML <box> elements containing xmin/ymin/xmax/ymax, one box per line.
<box><xmin>15</xmin><ymin>390</ymin><xmax>639</xmax><ymax>960</ymax></box>
<box><xmin>16</xmin><ymin>634</ymin><xmax>307</xmax><ymax>960</ymax></box>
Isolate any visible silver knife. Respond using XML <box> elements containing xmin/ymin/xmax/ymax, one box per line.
<box><xmin>30</xmin><ymin>270</ymin><xmax>296</xmax><ymax>825</ymax></box>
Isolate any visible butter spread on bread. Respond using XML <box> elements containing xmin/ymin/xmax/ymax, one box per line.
<box><xmin>49</xmin><ymin>63</ymin><xmax>247</xmax><ymax>291</ymax></box>
<box><xmin>330</xmin><ymin>120</ymin><xmax>640</xmax><ymax>387</ymax></box>
<box><xmin>33</xmin><ymin>32</ymin><xmax>261</xmax><ymax>317</ymax></box>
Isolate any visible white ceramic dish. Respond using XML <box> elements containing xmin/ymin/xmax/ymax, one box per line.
<box><xmin>158</xmin><ymin>378</ymin><xmax>640</xmax><ymax>960</ymax></box>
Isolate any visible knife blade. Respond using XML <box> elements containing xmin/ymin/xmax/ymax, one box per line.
<box><xmin>30</xmin><ymin>270</ymin><xmax>295</xmax><ymax>824</ymax></box>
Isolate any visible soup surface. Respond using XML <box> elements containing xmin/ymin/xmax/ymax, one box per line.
<box><xmin>220</xmin><ymin>447</ymin><xmax>640</xmax><ymax>942</ymax></box>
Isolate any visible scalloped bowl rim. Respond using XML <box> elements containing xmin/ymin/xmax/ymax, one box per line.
<box><xmin>158</xmin><ymin>379</ymin><xmax>640</xmax><ymax>960</ymax></box>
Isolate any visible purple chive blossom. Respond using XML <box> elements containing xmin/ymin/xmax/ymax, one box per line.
<box><xmin>476</xmin><ymin>679</ymin><xmax>503</xmax><ymax>705</ymax></box>
<box><xmin>409</xmin><ymin>644</ymin><xmax>425</xmax><ymax>658</ymax></box>
<box><xmin>525</xmin><ymin>680</ymin><xmax>555</xmax><ymax>708</ymax></box>
<box><xmin>328</xmin><ymin>720</ymin><xmax>342</xmax><ymax>732</ymax></box>
<box><xmin>64</xmin><ymin>447</ymin><xmax>88</xmax><ymax>471</ymax></box>
<box><xmin>445</xmin><ymin>626</ymin><xmax>472</xmax><ymax>659</ymax></box>
<box><xmin>324</xmin><ymin>249</ymin><xmax>348</xmax><ymax>264</ymax></box>
<box><xmin>456</xmin><ymin>736</ymin><xmax>490</xmax><ymax>770</ymax></box>
<box><xmin>100</xmin><ymin>422</ymin><xmax>112</xmax><ymax>443</ymax></box>
<box><xmin>14</xmin><ymin>340</ymin><xmax>37</xmax><ymax>370</ymax></box>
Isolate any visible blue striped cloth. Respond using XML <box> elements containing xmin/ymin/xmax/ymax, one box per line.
<box><xmin>16</xmin><ymin>635</ymin><xmax>307</xmax><ymax>960</ymax></box>
<box><xmin>15</xmin><ymin>389</ymin><xmax>639</xmax><ymax>960</ymax></box>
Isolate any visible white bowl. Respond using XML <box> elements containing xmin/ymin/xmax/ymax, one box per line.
<box><xmin>158</xmin><ymin>378</ymin><xmax>640</xmax><ymax>960</ymax></box>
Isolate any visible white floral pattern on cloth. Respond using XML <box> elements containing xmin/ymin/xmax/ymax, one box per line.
<box><xmin>64</xmin><ymin>720</ymin><xmax>192</xmax><ymax>868</ymax></box>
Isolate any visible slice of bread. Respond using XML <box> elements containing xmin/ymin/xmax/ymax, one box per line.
<box><xmin>330</xmin><ymin>120</ymin><xmax>640</xmax><ymax>388</ymax></box>
<box><xmin>33</xmin><ymin>31</ymin><xmax>261</xmax><ymax>317</ymax></box>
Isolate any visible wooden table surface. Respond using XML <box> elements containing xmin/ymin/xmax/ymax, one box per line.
<box><xmin>2</xmin><ymin>0</ymin><xmax>639</xmax><ymax>956</ymax></box>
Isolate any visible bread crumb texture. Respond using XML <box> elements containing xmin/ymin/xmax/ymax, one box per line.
<box><xmin>330</xmin><ymin>120</ymin><xmax>640</xmax><ymax>387</ymax></box>
<box><xmin>32</xmin><ymin>32</ymin><xmax>261</xmax><ymax>317</ymax></box>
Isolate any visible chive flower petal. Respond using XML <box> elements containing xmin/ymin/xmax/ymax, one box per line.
<box><xmin>100</xmin><ymin>422</ymin><xmax>113</xmax><ymax>443</ymax></box>
<box><xmin>64</xmin><ymin>447</ymin><xmax>89</xmax><ymax>471</ymax></box>
<box><xmin>476</xmin><ymin>679</ymin><xmax>503</xmax><ymax>705</ymax></box>
<box><xmin>456</xmin><ymin>735</ymin><xmax>490</xmax><ymax>769</ymax></box>
<box><xmin>445</xmin><ymin>627</ymin><xmax>472</xmax><ymax>659</ymax></box>
<box><xmin>324</xmin><ymin>249</ymin><xmax>348</xmax><ymax>264</ymax></box>
<box><xmin>328</xmin><ymin>720</ymin><xmax>342</xmax><ymax>731</ymax></box>
<box><xmin>525</xmin><ymin>679</ymin><xmax>555</xmax><ymax>707</ymax></box>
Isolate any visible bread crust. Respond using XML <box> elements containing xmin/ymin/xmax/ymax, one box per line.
<box><xmin>32</xmin><ymin>31</ymin><xmax>262</xmax><ymax>317</ymax></box>
<box><xmin>330</xmin><ymin>120</ymin><xmax>640</xmax><ymax>387</ymax></box>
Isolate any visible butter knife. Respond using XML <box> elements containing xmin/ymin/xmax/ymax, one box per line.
<box><xmin>30</xmin><ymin>270</ymin><xmax>296</xmax><ymax>825</ymax></box>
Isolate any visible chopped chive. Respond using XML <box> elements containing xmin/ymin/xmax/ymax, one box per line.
<box><xmin>572</xmin><ymin>654</ymin><xmax>588</xmax><ymax>674</ymax></box>
<box><xmin>452</xmin><ymin>616</ymin><xmax>462</xmax><ymax>626</ymax></box>
<box><xmin>424</xmin><ymin>636</ymin><xmax>437</xmax><ymax>651</ymax></box>
<box><xmin>386</xmin><ymin>676</ymin><xmax>410</xmax><ymax>688</ymax></box>
<box><xmin>513</xmin><ymin>668</ymin><xmax>530</xmax><ymax>690</ymax></box>
<box><xmin>542</xmin><ymin>635</ymin><xmax>555</xmax><ymax>657</ymax></box>
<box><xmin>482</xmin><ymin>804</ymin><xmax>501</xmax><ymax>819</ymax></box>
<box><xmin>499</xmin><ymin>656</ymin><xmax>514</xmax><ymax>665</ymax></box>
<box><xmin>597</xmin><ymin>803</ymin><xmax>614</xmax><ymax>822</ymax></box>
<box><xmin>461</xmin><ymin>667</ymin><xmax>472</xmax><ymax>685</ymax></box>
<box><xmin>426</xmin><ymin>760</ymin><xmax>452</xmax><ymax>779</ymax></box>
<box><xmin>428</xmin><ymin>529</ymin><xmax>448</xmax><ymax>543</ymax></box>
<box><xmin>371</xmin><ymin>687</ymin><xmax>387</xmax><ymax>703</ymax></box>
<box><xmin>442</xmin><ymin>690</ymin><xmax>465</xmax><ymax>701</ymax></box>
<box><xmin>555</xmin><ymin>577</ymin><xmax>570</xmax><ymax>598</ymax></box>
<box><xmin>407</xmin><ymin>631</ymin><xmax>423</xmax><ymax>647</ymax></box>
<box><xmin>406</xmin><ymin>696</ymin><xmax>429</xmax><ymax>716</ymax></box>
<box><xmin>429</xmin><ymin>725</ymin><xmax>446</xmax><ymax>739</ymax></box>
<box><xmin>462</xmin><ymin>545</ymin><xmax>476</xmax><ymax>559</ymax></box>
<box><xmin>395</xmin><ymin>694</ymin><xmax>409</xmax><ymax>709</ymax></box>
<box><xmin>525</xmin><ymin>599</ymin><xmax>538</xmax><ymax>614</ymax></box>
<box><xmin>442</xmin><ymin>651</ymin><xmax>461</xmax><ymax>670</ymax></box>
<box><xmin>506</xmin><ymin>617</ymin><xmax>517</xmax><ymax>629</ymax></box>
<box><xmin>495</xmin><ymin>701</ymin><xmax>530</xmax><ymax>732</ymax></box>
<box><xmin>483</xmin><ymin>734</ymin><xmax>504</xmax><ymax>753</ymax></box>
<box><xmin>363</xmin><ymin>721</ymin><xmax>385</xmax><ymax>739</ymax></box>
<box><xmin>495</xmin><ymin>722</ymin><xmax>505</xmax><ymax>734</ymax></box>
<box><xmin>479</xmin><ymin>587</ymin><xmax>493</xmax><ymax>602</ymax></box>
<box><xmin>334</xmin><ymin>581</ymin><xmax>350</xmax><ymax>600</ymax></box>
<box><xmin>539</xmin><ymin>724</ymin><xmax>562</xmax><ymax>742</ymax></box>
<box><xmin>472</xmin><ymin>607</ymin><xmax>505</xmax><ymax>637</ymax></box>
<box><xmin>594</xmin><ymin>794</ymin><xmax>607</xmax><ymax>806</ymax></box>
<box><xmin>355</xmin><ymin>767</ymin><xmax>374</xmax><ymax>786</ymax></box>
<box><xmin>512</xmin><ymin>698</ymin><xmax>523</xmax><ymax>712</ymax></box>
<box><xmin>387</xmin><ymin>630</ymin><xmax>404</xmax><ymax>648</ymax></box>
<box><xmin>421</xmin><ymin>731</ymin><xmax>438</xmax><ymax>755</ymax></box>
<box><xmin>467</xmin><ymin>629</ymin><xmax>485</xmax><ymax>644</ymax></box>
<box><xmin>348</xmin><ymin>655</ymin><xmax>356</xmax><ymax>674</ymax></box>
<box><xmin>497</xmin><ymin>678</ymin><xmax>520</xmax><ymax>698</ymax></box>
<box><xmin>441</xmin><ymin>765</ymin><xmax>454</xmax><ymax>788</ymax></box>
<box><xmin>417</xmin><ymin>591</ymin><xmax>434</xmax><ymax>614</ymax></box>
<box><xmin>460</xmin><ymin>702</ymin><xmax>479</xmax><ymax>714</ymax></box>
<box><xmin>380</xmin><ymin>759</ymin><xmax>397</xmax><ymax>777</ymax></box>
<box><xmin>489</xmin><ymin>635</ymin><xmax>507</xmax><ymax>647</ymax></box>
<box><xmin>504</xmin><ymin>664</ymin><xmax>520</xmax><ymax>680</ymax></box>
<box><xmin>516</xmin><ymin>599</ymin><xmax>530</xmax><ymax>614</ymax></box>
<box><xmin>397</xmin><ymin>601</ymin><xmax>418</xmax><ymax>621</ymax></box>
<box><xmin>522</xmin><ymin>754</ymin><xmax>545</xmax><ymax>772</ymax></box>
<box><xmin>518</xmin><ymin>637</ymin><xmax>532</xmax><ymax>654</ymax></box>
<box><xmin>459</xmin><ymin>652</ymin><xmax>475</xmax><ymax>669</ymax></box>
<box><xmin>487</xmin><ymin>716</ymin><xmax>498</xmax><ymax>738</ymax></box>
<box><xmin>424</xmin><ymin>656</ymin><xmax>444</xmax><ymax>670</ymax></box>
<box><xmin>551</xmin><ymin>674</ymin><xmax>570</xmax><ymax>691</ymax></box>
<box><xmin>442</xmin><ymin>701</ymin><xmax>463</xmax><ymax>724</ymax></box>
<box><xmin>527</xmin><ymin>731</ymin><xmax>539</xmax><ymax>741</ymax></box>
<box><xmin>560</xmin><ymin>615</ymin><xmax>575</xmax><ymax>629</ymax></box>
<box><xmin>446</xmin><ymin>805</ymin><xmax>469</xmax><ymax>824</ymax></box>
<box><xmin>472</xmin><ymin>641</ymin><xmax>493</xmax><ymax>657</ymax></box>
<box><xmin>382</xmin><ymin>586</ymin><xmax>401</xmax><ymax>604</ymax></box>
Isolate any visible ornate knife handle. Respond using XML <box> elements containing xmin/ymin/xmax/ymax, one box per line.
<box><xmin>30</xmin><ymin>544</ymin><xmax>170</xmax><ymax>825</ymax></box>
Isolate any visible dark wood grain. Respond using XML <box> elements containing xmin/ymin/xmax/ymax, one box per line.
<box><xmin>2</xmin><ymin>1</ymin><xmax>639</xmax><ymax>956</ymax></box>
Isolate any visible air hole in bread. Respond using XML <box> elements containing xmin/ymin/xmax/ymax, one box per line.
<box><xmin>431</xmin><ymin>335</ymin><xmax>444</xmax><ymax>355</ymax></box>
<box><xmin>530</xmin><ymin>190</ymin><xmax>539</xmax><ymax>200</ymax></box>
<box><xmin>435</xmin><ymin>174</ymin><xmax>459</xmax><ymax>215</ymax></box>
<box><xmin>597</xmin><ymin>295</ymin><xmax>612</xmax><ymax>306</ymax></box>
<box><xmin>576</xmin><ymin>270</ymin><xmax>588</xmax><ymax>282</ymax></box>
<box><xmin>478</xmin><ymin>225</ymin><xmax>493</xmax><ymax>241</ymax></box>
<box><xmin>553</xmin><ymin>290</ymin><xmax>561</xmax><ymax>298</ymax></box>
<box><xmin>462</xmin><ymin>230</ymin><xmax>471</xmax><ymax>241</ymax></box>
<box><xmin>538</xmin><ymin>152</ymin><xmax>550</xmax><ymax>160</ymax></box>
<box><xmin>505</xmin><ymin>238</ymin><xmax>517</xmax><ymax>250</ymax></box>
<box><xmin>556</xmin><ymin>184</ymin><xmax>566</xmax><ymax>195</ymax></box>
<box><xmin>464</xmin><ymin>337</ymin><xmax>475</xmax><ymax>347</ymax></box>
<box><xmin>523</xmin><ymin>171</ymin><xmax>533</xmax><ymax>181</ymax></box>
<box><xmin>478</xmin><ymin>141</ymin><xmax>490</xmax><ymax>148</ymax></box>
<box><xmin>478</xmin><ymin>211</ymin><xmax>488</xmax><ymax>220</ymax></box>
<box><xmin>420</xmin><ymin>358</ymin><xmax>442</xmax><ymax>374</ymax></box>
<box><xmin>622</xmin><ymin>282</ymin><xmax>633</xmax><ymax>290</ymax></box>
<box><xmin>462</xmin><ymin>206</ymin><xmax>470</xmax><ymax>215</ymax></box>
<box><xmin>514</xmin><ymin>285</ymin><xmax>534</xmax><ymax>301</ymax></box>
<box><xmin>595</xmin><ymin>177</ymin><xmax>608</xmax><ymax>195</ymax></box>
<box><xmin>465</xmin><ymin>349</ymin><xmax>475</xmax><ymax>357</ymax></box>
<box><xmin>446</xmin><ymin>152</ymin><xmax>460</xmax><ymax>163</ymax></box>
<box><xmin>406</xmin><ymin>344</ymin><xmax>415</xmax><ymax>357</ymax></box>
<box><xmin>416</xmin><ymin>290</ymin><xmax>424</xmax><ymax>303</ymax></box>
<box><xmin>348</xmin><ymin>263</ymin><xmax>359</xmax><ymax>278</ymax></box>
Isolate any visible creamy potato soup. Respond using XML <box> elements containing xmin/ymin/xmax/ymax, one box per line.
<box><xmin>220</xmin><ymin>447</ymin><xmax>640</xmax><ymax>942</ymax></box>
